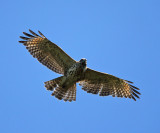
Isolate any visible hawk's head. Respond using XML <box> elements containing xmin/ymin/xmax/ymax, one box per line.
<box><xmin>79</xmin><ymin>58</ymin><xmax>87</xmax><ymax>67</ymax></box>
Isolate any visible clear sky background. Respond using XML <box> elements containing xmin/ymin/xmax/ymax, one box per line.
<box><xmin>0</xmin><ymin>0</ymin><xmax>160</xmax><ymax>133</ymax></box>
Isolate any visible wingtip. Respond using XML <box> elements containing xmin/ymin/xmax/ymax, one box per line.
<box><xmin>23</xmin><ymin>32</ymin><xmax>34</xmax><ymax>38</ymax></box>
<box><xmin>130</xmin><ymin>84</ymin><xmax>140</xmax><ymax>90</ymax></box>
<box><xmin>20</xmin><ymin>36</ymin><xmax>30</xmax><ymax>40</ymax></box>
<box><xmin>28</xmin><ymin>29</ymin><xmax>33</xmax><ymax>33</ymax></box>
<box><xmin>125</xmin><ymin>80</ymin><xmax>134</xmax><ymax>84</ymax></box>
<box><xmin>19</xmin><ymin>41</ymin><xmax>26</xmax><ymax>43</ymax></box>
<box><xmin>38</xmin><ymin>30</ymin><xmax>45</xmax><ymax>38</ymax></box>
<box><xmin>29</xmin><ymin>29</ymin><xmax>40</xmax><ymax>37</ymax></box>
<box><xmin>132</xmin><ymin>96</ymin><xmax>136</xmax><ymax>101</ymax></box>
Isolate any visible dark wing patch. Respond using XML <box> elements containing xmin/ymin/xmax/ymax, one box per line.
<box><xmin>19</xmin><ymin>29</ymin><xmax>76</xmax><ymax>74</ymax></box>
<box><xmin>79</xmin><ymin>68</ymin><xmax>140</xmax><ymax>101</ymax></box>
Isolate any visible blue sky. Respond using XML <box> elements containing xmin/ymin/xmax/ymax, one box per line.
<box><xmin>0</xmin><ymin>0</ymin><xmax>160</xmax><ymax>133</ymax></box>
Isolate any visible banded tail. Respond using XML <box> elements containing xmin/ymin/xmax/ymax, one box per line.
<box><xmin>44</xmin><ymin>76</ymin><xmax>76</xmax><ymax>102</ymax></box>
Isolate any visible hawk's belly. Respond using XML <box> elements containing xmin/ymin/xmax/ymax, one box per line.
<box><xmin>62</xmin><ymin>63</ymin><xmax>85</xmax><ymax>88</ymax></box>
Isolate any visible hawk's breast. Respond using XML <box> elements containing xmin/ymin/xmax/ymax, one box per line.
<box><xmin>66</xmin><ymin>62</ymin><xmax>84</xmax><ymax>81</ymax></box>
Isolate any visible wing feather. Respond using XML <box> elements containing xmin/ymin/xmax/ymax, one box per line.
<box><xmin>19</xmin><ymin>29</ymin><xmax>76</xmax><ymax>74</ymax></box>
<box><xmin>79</xmin><ymin>68</ymin><xmax>140</xmax><ymax>101</ymax></box>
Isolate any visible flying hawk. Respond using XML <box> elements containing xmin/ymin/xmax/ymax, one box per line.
<box><xmin>19</xmin><ymin>29</ymin><xmax>140</xmax><ymax>102</ymax></box>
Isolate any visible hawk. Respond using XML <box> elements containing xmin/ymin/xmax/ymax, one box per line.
<box><xmin>19</xmin><ymin>29</ymin><xmax>140</xmax><ymax>102</ymax></box>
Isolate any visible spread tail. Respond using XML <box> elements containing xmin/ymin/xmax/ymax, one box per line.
<box><xmin>44</xmin><ymin>77</ymin><xmax>76</xmax><ymax>102</ymax></box>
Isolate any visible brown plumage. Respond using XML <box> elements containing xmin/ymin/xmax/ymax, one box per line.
<box><xmin>19</xmin><ymin>29</ymin><xmax>141</xmax><ymax>102</ymax></box>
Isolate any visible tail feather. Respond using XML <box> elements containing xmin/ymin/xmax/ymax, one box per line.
<box><xmin>63</xmin><ymin>85</ymin><xmax>76</xmax><ymax>102</ymax></box>
<box><xmin>52</xmin><ymin>87</ymin><xmax>66</xmax><ymax>100</ymax></box>
<box><xmin>44</xmin><ymin>76</ymin><xmax>63</xmax><ymax>91</ymax></box>
<box><xmin>63</xmin><ymin>89</ymin><xmax>71</xmax><ymax>101</ymax></box>
<box><xmin>44</xmin><ymin>77</ymin><xmax>76</xmax><ymax>102</ymax></box>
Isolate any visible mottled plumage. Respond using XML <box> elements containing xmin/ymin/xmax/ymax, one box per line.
<box><xmin>19</xmin><ymin>29</ymin><xmax>140</xmax><ymax>102</ymax></box>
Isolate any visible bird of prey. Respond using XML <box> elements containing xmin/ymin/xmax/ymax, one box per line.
<box><xmin>19</xmin><ymin>29</ymin><xmax>140</xmax><ymax>102</ymax></box>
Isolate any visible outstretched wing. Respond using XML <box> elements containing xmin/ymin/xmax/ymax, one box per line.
<box><xmin>79</xmin><ymin>68</ymin><xmax>140</xmax><ymax>101</ymax></box>
<box><xmin>19</xmin><ymin>29</ymin><xmax>76</xmax><ymax>74</ymax></box>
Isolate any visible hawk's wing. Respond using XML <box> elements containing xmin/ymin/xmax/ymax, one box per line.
<box><xmin>79</xmin><ymin>68</ymin><xmax>140</xmax><ymax>101</ymax></box>
<box><xmin>19</xmin><ymin>30</ymin><xmax>76</xmax><ymax>75</ymax></box>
